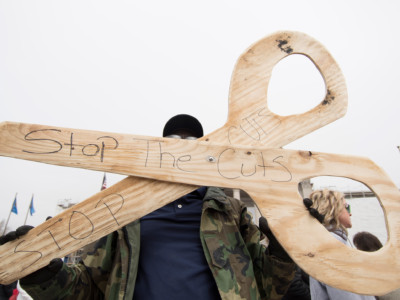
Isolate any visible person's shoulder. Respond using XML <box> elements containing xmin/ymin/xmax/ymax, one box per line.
<box><xmin>330</xmin><ymin>230</ymin><xmax>348</xmax><ymax>245</ymax></box>
<box><xmin>208</xmin><ymin>187</ymin><xmax>244</xmax><ymax>203</ymax></box>
<box><xmin>203</xmin><ymin>187</ymin><xmax>245</xmax><ymax>215</ymax></box>
<box><xmin>204</xmin><ymin>186</ymin><xmax>226</xmax><ymax>198</ymax></box>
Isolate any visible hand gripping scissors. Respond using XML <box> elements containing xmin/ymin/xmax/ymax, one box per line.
<box><xmin>0</xmin><ymin>31</ymin><xmax>399</xmax><ymax>296</ymax></box>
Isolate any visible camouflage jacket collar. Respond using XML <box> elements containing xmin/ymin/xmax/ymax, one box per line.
<box><xmin>202</xmin><ymin>187</ymin><xmax>234</xmax><ymax>213</ymax></box>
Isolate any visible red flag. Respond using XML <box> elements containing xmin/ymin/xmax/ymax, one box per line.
<box><xmin>101</xmin><ymin>173</ymin><xmax>107</xmax><ymax>190</ymax></box>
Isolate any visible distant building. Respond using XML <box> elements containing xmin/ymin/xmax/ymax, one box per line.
<box><xmin>56</xmin><ymin>198</ymin><xmax>77</xmax><ymax>213</ymax></box>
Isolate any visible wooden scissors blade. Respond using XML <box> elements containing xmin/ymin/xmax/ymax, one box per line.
<box><xmin>7</xmin><ymin>31</ymin><xmax>398</xmax><ymax>296</ymax></box>
<box><xmin>207</xmin><ymin>30</ymin><xmax>347</xmax><ymax>147</ymax></box>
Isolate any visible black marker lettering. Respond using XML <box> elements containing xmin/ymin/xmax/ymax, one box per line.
<box><xmin>82</xmin><ymin>144</ymin><xmax>100</xmax><ymax>156</ymax></box>
<box><xmin>95</xmin><ymin>193</ymin><xmax>125</xmax><ymax>226</ymax></box>
<box><xmin>69</xmin><ymin>211</ymin><xmax>94</xmax><ymax>240</ymax></box>
<box><xmin>257</xmin><ymin>152</ymin><xmax>273</xmax><ymax>177</ymax></box>
<box><xmin>97</xmin><ymin>136</ymin><xmax>119</xmax><ymax>162</ymax></box>
<box><xmin>23</xmin><ymin>129</ymin><xmax>62</xmax><ymax>154</ymax></box>
<box><xmin>227</xmin><ymin>126</ymin><xmax>237</xmax><ymax>145</ymax></box>
<box><xmin>64</xmin><ymin>132</ymin><xmax>84</xmax><ymax>156</ymax></box>
<box><xmin>240</xmin><ymin>162</ymin><xmax>257</xmax><ymax>177</ymax></box>
<box><xmin>14</xmin><ymin>240</ymin><xmax>42</xmax><ymax>271</ymax></box>
<box><xmin>257</xmin><ymin>107</ymin><xmax>269</xmax><ymax>117</ymax></box>
<box><xmin>252</xmin><ymin>118</ymin><xmax>268</xmax><ymax>136</ymax></box>
<box><xmin>217</xmin><ymin>148</ymin><xmax>240</xmax><ymax>179</ymax></box>
<box><xmin>159</xmin><ymin>142</ymin><xmax>176</xmax><ymax>168</ymax></box>
<box><xmin>145</xmin><ymin>140</ymin><xmax>149</xmax><ymax>167</ymax></box>
<box><xmin>271</xmin><ymin>156</ymin><xmax>292</xmax><ymax>182</ymax></box>
<box><xmin>132</xmin><ymin>138</ymin><xmax>153</xmax><ymax>167</ymax></box>
<box><xmin>176</xmin><ymin>155</ymin><xmax>194</xmax><ymax>172</ymax></box>
<box><xmin>37</xmin><ymin>218</ymin><xmax>63</xmax><ymax>250</ymax></box>
<box><xmin>239</xmin><ymin>117</ymin><xmax>261</xmax><ymax>141</ymax></box>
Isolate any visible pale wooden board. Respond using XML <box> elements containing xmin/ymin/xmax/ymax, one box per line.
<box><xmin>1</xmin><ymin>126</ymin><xmax>400</xmax><ymax>295</ymax></box>
<box><xmin>2</xmin><ymin>31</ymin><xmax>396</xmax><ymax>296</ymax></box>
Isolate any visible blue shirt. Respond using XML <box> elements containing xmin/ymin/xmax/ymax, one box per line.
<box><xmin>133</xmin><ymin>187</ymin><xmax>221</xmax><ymax>300</ymax></box>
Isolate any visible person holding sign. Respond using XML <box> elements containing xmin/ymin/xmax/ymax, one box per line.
<box><xmin>304</xmin><ymin>190</ymin><xmax>375</xmax><ymax>300</ymax></box>
<box><xmin>353</xmin><ymin>232</ymin><xmax>400</xmax><ymax>300</ymax></box>
<box><xmin>4</xmin><ymin>114</ymin><xmax>295</xmax><ymax>300</ymax></box>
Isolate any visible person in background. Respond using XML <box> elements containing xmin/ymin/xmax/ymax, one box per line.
<box><xmin>1</xmin><ymin>114</ymin><xmax>295</xmax><ymax>300</ymax></box>
<box><xmin>304</xmin><ymin>189</ymin><xmax>375</xmax><ymax>300</ymax></box>
<box><xmin>353</xmin><ymin>231</ymin><xmax>400</xmax><ymax>300</ymax></box>
<box><xmin>352</xmin><ymin>231</ymin><xmax>383</xmax><ymax>252</ymax></box>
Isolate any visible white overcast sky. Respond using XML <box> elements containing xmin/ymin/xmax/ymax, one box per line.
<box><xmin>1</xmin><ymin>1</ymin><xmax>399</xmax><ymax>229</ymax></box>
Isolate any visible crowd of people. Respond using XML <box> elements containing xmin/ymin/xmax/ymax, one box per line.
<box><xmin>0</xmin><ymin>114</ymin><xmax>394</xmax><ymax>300</ymax></box>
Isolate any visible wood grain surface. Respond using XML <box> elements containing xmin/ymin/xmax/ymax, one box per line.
<box><xmin>1</xmin><ymin>31</ymin><xmax>397</xmax><ymax>296</ymax></box>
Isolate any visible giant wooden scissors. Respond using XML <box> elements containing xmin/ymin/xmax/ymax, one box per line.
<box><xmin>0</xmin><ymin>31</ymin><xmax>399</xmax><ymax>296</ymax></box>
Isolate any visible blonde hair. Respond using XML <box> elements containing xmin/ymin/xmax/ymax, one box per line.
<box><xmin>309</xmin><ymin>189</ymin><xmax>347</xmax><ymax>233</ymax></box>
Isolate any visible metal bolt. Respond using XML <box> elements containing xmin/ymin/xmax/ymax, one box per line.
<box><xmin>207</xmin><ymin>156</ymin><xmax>216</xmax><ymax>163</ymax></box>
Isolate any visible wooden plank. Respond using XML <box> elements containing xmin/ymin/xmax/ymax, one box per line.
<box><xmin>1</xmin><ymin>123</ymin><xmax>400</xmax><ymax>295</ymax></box>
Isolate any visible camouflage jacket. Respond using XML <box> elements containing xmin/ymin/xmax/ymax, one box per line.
<box><xmin>23</xmin><ymin>187</ymin><xmax>294</xmax><ymax>300</ymax></box>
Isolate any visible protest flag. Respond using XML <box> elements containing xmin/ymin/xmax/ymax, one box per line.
<box><xmin>101</xmin><ymin>173</ymin><xmax>107</xmax><ymax>190</ymax></box>
<box><xmin>29</xmin><ymin>194</ymin><xmax>35</xmax><ymax>216</ymax></box>
<box><xmin>11</xmin><ymin>196</ymin><xmax>18</xmax><ymax>215</ymax></box>
<box><xmin>24</xmin><ymin>194</ymin><xmax>35</xmax><ymax>225</ymax></box>
<box><xmin>3</xmin><ymin>193</ymin><xmax>17</xmax><ymax>235</ymax></box>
